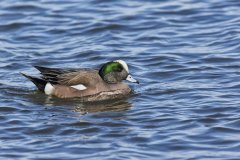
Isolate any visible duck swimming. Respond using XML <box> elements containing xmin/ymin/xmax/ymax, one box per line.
<box><xmin>21</xmin><ymin>60</ymin><xmax>139</xmax><ymax>101</ymax></box>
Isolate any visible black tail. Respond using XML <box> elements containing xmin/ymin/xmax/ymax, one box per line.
<box><xmin>21</xmin><ymin>73</ymin><xmax>47</xmax><ymax>92</ymax></box>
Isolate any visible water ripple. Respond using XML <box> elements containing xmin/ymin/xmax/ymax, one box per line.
<box><xmin>1</xmin><ymin>0</ymin><xmax>240</xmax><ymax>159</ymax></box>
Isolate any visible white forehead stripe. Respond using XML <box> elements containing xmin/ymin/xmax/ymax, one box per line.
<box><xmin>114</xmin><ymin>60</ymin><xmax>129</xmax><ymax>73</ymax></box>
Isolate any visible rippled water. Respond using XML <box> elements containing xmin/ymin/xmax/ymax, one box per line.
<box><xmin>1</xmin><ymin>0</ymin><xmax>240</xmax><ymax>159</ymax></box>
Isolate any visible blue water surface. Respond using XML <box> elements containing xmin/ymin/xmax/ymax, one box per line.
<box><xmin>1</xmin><ymin>0</ymin><xmax>240</xmax><ymax>159</ymax></box>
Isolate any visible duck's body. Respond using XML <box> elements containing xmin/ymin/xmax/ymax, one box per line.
<box><xmin>22</xmin><ymin>60</ymin><xmax>138</xmax><ymax>101</ymax></box>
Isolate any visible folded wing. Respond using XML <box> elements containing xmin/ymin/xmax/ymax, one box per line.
<box><xmin>34</xmin><ymin>66</ymin><xmax>99</xmax><ymax>87</ymax></box>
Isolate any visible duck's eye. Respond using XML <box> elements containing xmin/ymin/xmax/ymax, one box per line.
<box><xmin>115</xmin><ymin>66</ymin><xmax>123</xmax><ymax>72</ymax></box>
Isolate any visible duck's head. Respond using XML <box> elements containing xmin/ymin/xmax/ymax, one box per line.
<box><xmin>99</xmin><ymin>60</ymin><xmax>139</xmax><ymax>84</ymax></box>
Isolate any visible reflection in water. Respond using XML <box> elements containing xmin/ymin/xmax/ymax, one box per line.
<box><xmin>73</xmin><ymin>100</ymin><xmax>132</xmax><ymax>113</ymax></box>
<box><xmin>22</xmin><ymin>90</ymin><xmax>132</xmax><ymax>113</ymax></box>
<box><xmin>1</xmin><ymin>0</ymin><xmax>240</xmax><ymax>159</ymax></box>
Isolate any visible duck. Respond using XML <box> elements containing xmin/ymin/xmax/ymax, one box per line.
<box><xmin>21</xmin><ymin>60</ymin><xmax>139</xmax><ymax>101</ymax></box>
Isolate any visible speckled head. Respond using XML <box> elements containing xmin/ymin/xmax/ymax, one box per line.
<box><xmin>99</xmin><ymin>60</ymin><xmax>139</xmax><ymax>84</ymax></box>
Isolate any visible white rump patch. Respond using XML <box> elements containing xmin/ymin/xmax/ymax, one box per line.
<box><xmin>71</xmin><ymin>84</ymin><xmax>87</xmax><ymax>90</ymax></box>
<box><xmin>44</xmin><ymin>82</ymin><xmax>54</xmax><ymax>95</ymax></box>
<box><xmin>114</xmin><ymin>60</ymin><xmax>129</xmax><ymax>73</ymax></box>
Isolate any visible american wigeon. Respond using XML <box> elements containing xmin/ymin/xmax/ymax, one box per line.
<box><xmin>21</xmin><ymin>60</ymin><xmax>139</xmax><ymax>101</ymax></box>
